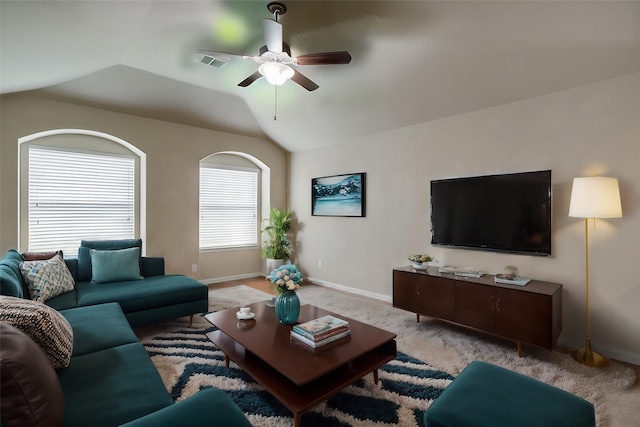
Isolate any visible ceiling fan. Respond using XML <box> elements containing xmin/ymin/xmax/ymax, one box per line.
<box><xmin>196</xmin><ymin>2</ymin><xmax>351</xmax><ymax>92</ymax></box>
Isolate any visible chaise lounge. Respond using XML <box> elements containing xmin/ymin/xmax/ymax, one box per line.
<box><xmin>1</xmin><ymin>239</ymin><xmax>208</xmax><ymax>327</ymax></box>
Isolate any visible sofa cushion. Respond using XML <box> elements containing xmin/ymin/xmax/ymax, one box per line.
<box><xmin>0</xmin><ymin>296</ymin><xmax>74</xmax><ymax>369</ymax></box>
<box><xmin>0</xmin><ymin>263</ymin><xmax>24</xmax><ymax>298</ymax></box>
<box><xmin>1</xmin><ymin>249</ymin><xmax>28</xmax><ymax>298</ymax></box>
<box><xmin>120</xmin><ymin>388</ymin><xmax>252</xmax><ymax>427</ymax></box>
<box><xmin>77</xmin><ymin>239</ymin><xmax>142</xmax><ymax>282</ymax></box>
<box><xmin>76</xmin><ymin>274</ymin><xmax>207</xmax><ymax>313</ymax></box>
<box><xmin>90</xmin><ymin>247</ymin><xmax>143</xmax><ymax>284</ymax></box>
<box><xmin>56</xmin><ymin>342</ymin><xmax>173</xmax><ymax>427</ymax></box>
<box><xmin>140</xmin><ymin>256</ymin><xmax>165</xmax><ymax>277</ymax></box>
<box><xmin>19</xmin><ymin>254</ymin><xmax>75</xmax><ymax>302</ymax></box>
<box><xmin>45</xmin><ymin>289</ymin><xmax>78</xmax><ymax>311</ymax></box>
<box><xmin>21</xmin><ymin>250</ymin><xmax>64</xmax><ymax>261</ymax></box>
<box><xmin>0</xmin><ymin>323</ymin><xmax>65</xmax><ymax>427</ymax></box>
<box><xmin>59</xmin><ymin>303</ymin><xmax>139</xmax><ymax>357</ymax></box>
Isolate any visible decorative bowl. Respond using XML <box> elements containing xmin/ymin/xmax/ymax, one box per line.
<box><xmin>411</xmin><ymin>262</ymin><xmax>429</xmax><ymax>270</ymax></box>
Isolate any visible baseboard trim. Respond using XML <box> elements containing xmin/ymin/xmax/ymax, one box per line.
<box><xmin>201</xmin><ymin>272</ymin><xmax>264</xmax><ymax>285</ymax></box>
<box><xmin>306</xmin><ymin>276</ymin><xmax>392</xmax><ymax>304</ymax></box>
<box><xmin>557</xmin><ymin>338</ymin><xmax>640</xmax><ymax>366</ymax></box>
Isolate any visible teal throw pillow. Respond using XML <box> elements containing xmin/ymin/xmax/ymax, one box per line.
<box><xmin>77</xmin><ymin>239</ymin><xmax>142</xmax><ymax>282</ymax></box>
<box><xmin>90</xmin><ymin>247</ymin><xmax>144</xmax><ymax>284</ymax></box>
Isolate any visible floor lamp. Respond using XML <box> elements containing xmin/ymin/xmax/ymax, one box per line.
<box><xmin>568</xmin><ymin>176</ymin><xmax>622</xmax><ymax>367</ymax></box>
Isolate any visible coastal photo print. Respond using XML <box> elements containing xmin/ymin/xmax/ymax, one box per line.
<box><xmin>311</xmin><ymin>172</ymin><xmax>366</xmax><ymax>217</ymax></box>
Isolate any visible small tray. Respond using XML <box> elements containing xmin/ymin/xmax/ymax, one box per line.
<box><xmin>495</xmin><ymin>274</ymin><xmax>531</xmax><ymax>286</ymax></box>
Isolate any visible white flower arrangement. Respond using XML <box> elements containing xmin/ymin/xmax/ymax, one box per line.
<box><xmin>267</xmin><ymin>264</ymin><xmax>303</xmax><ymax>294</ymax></box>
<box><xmin>408</xmin><ymin>254</ymin><xmax>433</xmax><ymax>263</ymax></box>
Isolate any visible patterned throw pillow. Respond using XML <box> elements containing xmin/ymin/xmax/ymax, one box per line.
<box><xmin>19</xmin><ymin>253</ymin><xmax>75</xmax><ymax>302</ymax></box>
<box><xmin>0</xmin><ymin>295</ymin><xmax>74</xmax><ymax>369</ymax></box>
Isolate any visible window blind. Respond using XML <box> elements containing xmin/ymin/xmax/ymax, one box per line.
<box><xmin>28</xmin><ymin>146</ymin><xmax>135</xmax><ymax>257</ymax></box>
<box><xmin>199</xmin><ymin>166</ymin><xmax>258</xmax><ymax>250</ymax></box>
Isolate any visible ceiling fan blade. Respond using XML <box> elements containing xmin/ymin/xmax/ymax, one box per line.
<box><xmin>295</xmin><ymin>51</ymin><xmax>352</xmax><ymax>66</ymax></box>
<box><xmin>262</xmin><ymin>19</ymin><xmax>283</xmax><ymax>53</ymax></box>
<box><xmin>238</xmin><ymin>71</ymin><xmax>263</xmax><ymax>87</ymax></box>
<box><xmin>291</xmin><ymin>70</ymin><xmax>319</xmax><ymax>91</ymax></box>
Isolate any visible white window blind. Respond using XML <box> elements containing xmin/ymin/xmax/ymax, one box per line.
<box><xmin>28</xmin><ymin>146</ymin><xmax>135</xmax><ymax>257</ymax></box>
<box><xmin>199</xmin><ymin>165</ymin><xmax>258</xmax><ymax>250</ymax></box>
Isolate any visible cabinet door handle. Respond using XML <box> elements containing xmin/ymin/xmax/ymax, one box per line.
<box><xmin>497</xmin><ymin>297</ymin><xmax>502</xmax><ymax>312</ymax></box>
<box><xmin>491</xmin><ymin>295</ymin><xmax>495</xmax><ymax>310</ymax></box>
<box><xmin>416</xmin><ymin>283</ymin><xmax>420</xmax><ymax>296</ymax></box>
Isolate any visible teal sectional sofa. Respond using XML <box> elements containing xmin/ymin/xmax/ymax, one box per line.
<box><xmin>0</xmin><ymin>243</ymin><xmax>251</xmax><ymax>426</ymax></box>
<box><xmin>1</xmin><ymin>302</ymin><xmax>250</xmax><ymax>427</ymax></box>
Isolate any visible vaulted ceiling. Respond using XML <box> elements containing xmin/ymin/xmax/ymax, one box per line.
<box><xmin>2</xmin><ymin>1</ymin><xmax>639</xmax><ymax>152</ymax></box>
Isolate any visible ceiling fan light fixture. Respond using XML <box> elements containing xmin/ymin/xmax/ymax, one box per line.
<box><xmin>258</xmin><ymin>62</ymin><xmax>294</xmax><ymax>86</ymax></box>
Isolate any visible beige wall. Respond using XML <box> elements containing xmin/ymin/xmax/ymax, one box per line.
<box><xmin>290</xmin><ymin>73</ymin><xmax>640</xmax><ymax>364</ymax></box>
<box><xmin>0</xmin><ymin>94</ymin><xmax>288</xmax><ymax>279</ymax></box>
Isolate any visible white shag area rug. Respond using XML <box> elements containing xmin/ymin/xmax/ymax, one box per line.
<box><xmin>135</xmin><ymin>284</ymin><xmax>637</xmax><ymax>426</ymax></box>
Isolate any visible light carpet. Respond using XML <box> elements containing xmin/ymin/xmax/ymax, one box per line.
<box><xmin>135</xmin><ymin>284</ymin><xmax>637</xmax><ymax>426</ymax></box>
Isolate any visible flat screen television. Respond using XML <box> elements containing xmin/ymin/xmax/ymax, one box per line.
<box><xmin>430</xmin><ymin>170</ymin><xmax>552</xmax><ymax>256</ymax></box>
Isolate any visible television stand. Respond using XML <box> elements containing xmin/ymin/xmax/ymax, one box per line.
<box><xmin>393</xmin><ymin>267</ymin><xmax>562</xmax><ymax>356</ymax></box>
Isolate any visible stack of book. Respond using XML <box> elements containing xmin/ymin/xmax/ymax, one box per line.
<box><xmin>290</xmin><ymin>315</ymin><xmax>351</xmax><ymax>348</ymax></box>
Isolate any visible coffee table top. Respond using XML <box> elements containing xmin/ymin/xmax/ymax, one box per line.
<box><xmin>204</xmin><ymin>302</ymin><xmax>396</xmax><ymax>385</ymax></box>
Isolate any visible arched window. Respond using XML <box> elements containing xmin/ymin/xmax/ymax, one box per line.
<box><xmin>199</xmin><ymin>152</ymin><xmax>270</xmax><ymax>252</ymax></box>
<box><xmin>19</xmin><ymin>130</ymin><xmax>145</xmax><ymax>257</ymax></box>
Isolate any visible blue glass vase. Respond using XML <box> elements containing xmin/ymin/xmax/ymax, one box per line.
<box><xmin>275</xmin><ymin>291</ymin><xmax>300</xmax><ymax>324</ymax></box>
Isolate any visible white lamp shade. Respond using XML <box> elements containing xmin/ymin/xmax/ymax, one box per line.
<box><xmin>258</xmin><ymin>62</ymin><xmax>294</xmax><ymax>86</ymax></box>
<box><xmin>569</xmin><ymin>176</ymin><xmax>623</xmax><ymax>218</ymax></box>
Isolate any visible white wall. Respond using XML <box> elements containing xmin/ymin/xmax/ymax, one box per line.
<box><xmin>290</xmin><ymin>73</ymin><xmax>640</xmax><ymax>364</ymax></box>
<box><xmin>0</xmin><ymin>94</ymin><xmax>288</xmax><ymax>279</ymax></box>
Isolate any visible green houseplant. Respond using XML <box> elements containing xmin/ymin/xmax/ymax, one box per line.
<box><xmin>262</xmin><ymin>207</ymin><xmax>294</xmax><ymax>272</ymax></box>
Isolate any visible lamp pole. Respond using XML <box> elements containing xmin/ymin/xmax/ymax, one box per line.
<box><xmin>571</xmin><ymin>217</ymin><xmax>609</xmax><ymax>366</ymax></box>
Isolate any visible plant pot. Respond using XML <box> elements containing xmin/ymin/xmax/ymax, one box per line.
<box><xmin>275</xmin><ymin>291</ymin><xmax>300</xmax><ymax>324</ymax></box>
<box><xmin>266</xmin><ymin>258</ymin><xmax>284</xmax><ymax>275</ymax></box>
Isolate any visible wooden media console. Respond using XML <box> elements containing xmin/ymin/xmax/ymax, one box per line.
<box><xmin>393</xmin><ymin>267</ymin><xmax>562</xmax><ymax>356</ymax></box>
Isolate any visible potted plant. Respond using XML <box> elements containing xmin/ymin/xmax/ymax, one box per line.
<box><xmin>262</xmin><ymin>207</ymin><xmax>294</xmax><ymax>273</ymax></box>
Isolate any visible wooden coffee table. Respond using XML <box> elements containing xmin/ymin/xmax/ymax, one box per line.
<box><xmin>204</xmin><ymin>302</ymin><xmax>397</xmax><ymax>426</ymax></box>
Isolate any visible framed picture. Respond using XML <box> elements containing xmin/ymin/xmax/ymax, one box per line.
<box><xmin>311</xmin><ymin>172</ymin><xmax>366</xmax><ymax>217</ymax></box>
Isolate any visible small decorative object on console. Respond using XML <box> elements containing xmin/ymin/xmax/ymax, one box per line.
<box><xmin>495</xmin><ymin>275</ymin><xmax>531</xmax><ymax>286</ymax></box>
<box><xmin>438</xmin><ymin>266</ymin><xmax>484</xmax><ymax>278</ymax></box>
<box><xmin>408</xmin><ymin>254</ymin><xmax>432</xmax><ymax>270</ymax></box>
<box><xmin>503</xmin><ymin>265</ymin><xmax>520</xmax><ymax>280</ymax></box>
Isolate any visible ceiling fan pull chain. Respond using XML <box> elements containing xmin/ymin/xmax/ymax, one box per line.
<box><xmin>274</xmin><ymin>85</ymin><xmax>278</xmax><ymax>121</ymax></box>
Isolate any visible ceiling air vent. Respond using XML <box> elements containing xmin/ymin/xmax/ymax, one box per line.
<box><xmin>196</xmin><ymin>54</ymin><xmax>227</xmax><ymax>68</ymax></box>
